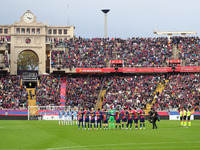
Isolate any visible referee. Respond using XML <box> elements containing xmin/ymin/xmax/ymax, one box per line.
<box><xmin>183</xmin><ymin>108</ymin><xmax>187</xmax><ymax>127</ymax></box>
<box><xmin>179</xmin><ymin>108</ymin><xmax>183</xmax><ymax>126</ymax></box>
<box><xmin>187</xmin><ymin>108</ymin><xmax>191</xmax><ymax>127</ymax></box>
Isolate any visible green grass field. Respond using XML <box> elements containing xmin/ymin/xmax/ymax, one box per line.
<box><xmin>0</xmin><ymin>120</ymin><xmax>200</xmax><ymax>150</ymax></box>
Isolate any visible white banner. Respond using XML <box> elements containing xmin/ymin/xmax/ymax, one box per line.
<box><xmin>43</xmin><ymin>115</ymin><xmax>60</xmax><ymax>120</ymax></box>
<box><xmin>169</xmin><ymin>115</ymin><xmax>194</xmax><ymax>120</ymax></box>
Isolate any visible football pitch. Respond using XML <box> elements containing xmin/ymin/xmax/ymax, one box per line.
<box><xmin>0</xmin><ymin>120</ymin><xmax>200</xmax><ymax>150</ymax></box>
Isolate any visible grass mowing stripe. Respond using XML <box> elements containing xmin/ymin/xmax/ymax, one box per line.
<box><xmin>47</xmin><ymin>141</ymin><xmax>200</xmax><ymax>150</ymax></box>
<box><xmin>0</xmin><ymin>120</ymin><xmax>200</xmax><ymax>150</ymax></box>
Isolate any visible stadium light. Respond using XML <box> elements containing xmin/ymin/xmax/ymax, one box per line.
<box><xmin>101</xmin><ymin>9</ymin><xmax>110</xmax><ymax>38</ymax></box>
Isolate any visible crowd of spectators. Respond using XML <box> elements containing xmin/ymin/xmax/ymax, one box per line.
<box><xmin>35</xmin><ymin>75</ymin><xmax>61</xmax><ymax>106</ymax></box>
<box><xmin>4</xmin><ymin>51</ymin><xmax>9</xmax><ymax>67</ymax></box>
<box><xmin>114</xmin><ymin>37</ymin><xmax>172</xmax><ymax>67</ymax></box>
<box><xmin>0</xmin><ymin>73</ymin><xmax>199</xmax><ymax>112</ymax></box>
<box><xmin>102</xmin><ymin>75</ymin><xmax>163</xmax><ymax>109</ymax></box>
<box><xmin>65</xmin><ymin>76</ymin><xmax>104</xmax><ymax>109</ymax></box>
<box><xmin>0</xmin><ymin>75</ymin><xmax>28</xmax><ymax>109</ymax></box>
<box><xmin>0</xmin><ymin>36</ymin><xmax>10</xmax><ymax>67</ymax></box>
<box><xmin>50</xmin><ymin>37</ymin><xmax>173</xmax><ymax>69</ymax></box>
<box><xmin>155</xmin><ymin>74</ymin><xmax>200</xmax><ymax>110</ymax></box>
<box><xmin>49</xmin><ymin>36</ymin><xmax>200</xmax><ymax>68</ymax></box>
<box><xmin>176</xmin><ymin>36</ymin><xmax>200</xmax><ymax>67</ymax></box>
<box><xmin>51</xmin><ymin>37</ymin><xmax>112</xmax><ymax>68</ymax></box>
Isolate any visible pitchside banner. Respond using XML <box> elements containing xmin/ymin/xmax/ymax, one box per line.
<box><xmin>169</xmin><ymin>115</ymin><xmax>194</xmax><ymax>120</ymax></box>
<box><xmin>43</xmin><ymin>115</ymin><xmax>60</xmax><ymax>120</ymax></box>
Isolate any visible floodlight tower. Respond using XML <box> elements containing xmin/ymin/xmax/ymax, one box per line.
<box><xmin>101</xmin><ymin>9</ymin><xmax>110</xmax><ymax>38</ymax></box>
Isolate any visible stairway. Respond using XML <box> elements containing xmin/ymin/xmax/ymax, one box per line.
<box><xmin>172</xmin><ymin>45</ymin><xmax>179</xmax><ymax>59</ymax></box>
<box><xmin>95</xmin><ymin>78</ymin><xmax>106</xmax><ymax>110</ymax></box>
<box><xmin>97</xmin><ymin>89</ymin><xmax>107</xmax><ymax>110</ymax></box>
<box><xmin>145</xmin><ymin>80</ymin><xmax>169</xmax><ymax>114</ymax></box>
<box><xmin>27</xmin><ymin>88</ymin><xmax>38</xmax><ymax>116</ymax></box>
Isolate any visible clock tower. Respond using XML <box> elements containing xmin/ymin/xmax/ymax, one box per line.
<box><xmin>0</xmin><ymin>10</ymin><xmax>75</xmax><ymax>75</ymax></box>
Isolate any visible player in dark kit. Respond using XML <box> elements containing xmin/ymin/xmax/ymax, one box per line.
<box><xmin>83</xmin><ymin>108</ymin><xmax>90</xmax><ymax>130</ymax></box>
<box><xmin>115</xmin><ymin>109</ymin><xmax>121</xmax><ymax>129</ymax></box>
<box><xmin>139</xmin><ymin>107</ymin><xmax>145</xmax><ymax>129</ymax></box>
<box><xmin>96</xmin><ymin>108</ymin><xmax>102</xmax><ymax>130</ymax></box>
<box><xmin>78</xmin><ymin>109</ymin><xmax>83</xmax><ymax>130</ymax></box>
<box><xmin>102</xmin><ymin>109</ymin><xmax>109</xmax><ymax>130</ymax></box>
<box><xmin>126</xmin><ymin>108</ymin><xmax>133</xmax><ymax>130</ymax></box>
<box><xmin>121</xmin><ymin>108</ymin><xmax>127</xmax><ymax>129</ymax></box>
<box><xmin>90</xmin><ymin>108</ymin><xmax>96</xmax><ymax>130</ymax></box>
<box><xmin>133</xmin><ymin>107</ymin><xmax>139</xmax><ymax>130</ymax></box>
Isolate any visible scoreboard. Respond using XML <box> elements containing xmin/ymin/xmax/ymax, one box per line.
<box><xmin>22</xmin><ymin>71</ymin><xmax>38</xmax><ymax>80</ymax></box>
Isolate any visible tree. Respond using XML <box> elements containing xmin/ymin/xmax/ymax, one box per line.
<box><xmin>17</xmin><ymin>51</ymin><xmax>39</xmax><ymax>70</ymax></box>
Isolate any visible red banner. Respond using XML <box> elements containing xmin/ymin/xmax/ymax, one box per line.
<box><xmin>175</xmin><ymin>67</ymin><xmax>200</xmax><ymax>72</ymax></box>
<box><xmin>76</xmin><ymin>68</ymin><xmax>104</xmax><ymax>73</ymax></box>
<box><xmin>167</xmin><ymin>59</ymin><xmax>181</xmax><ymax>63</ymax></box>
<box><xmin>76</xmin><ymin>67</ymin><xmax>173</xmax><ymax>73</ymax></box>
<box><xmin>110</xmin><ymin>60</ymin><xmax>123</xmax><ymax>64</ymax></box>
<box><xmin>119</xmin><ymin>67</ymin><xmax>173</xmax><ymax>73</ymax></box>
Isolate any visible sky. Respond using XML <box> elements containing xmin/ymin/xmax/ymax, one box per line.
<box><xmin>0</xmin><ymin>0</ymin><xmax>200</xmax><ymax>38</ymax></box>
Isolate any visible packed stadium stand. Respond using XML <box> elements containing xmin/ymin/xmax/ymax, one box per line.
<box><xmin>102</xmin><ymin>75</ymin><xmax>160</xmax><ymax>109</ymax></box>
<box><xmin>155</xmin><ymin>73</ymin><xmax>200</xmax><ymax>110</ymax></box>
<box><xmin>65</xmin><ymin>75</ymin><xmax>104</xmax><ymax>109</ymax></box>
<box><xmin>0</xmin><ymin>75</ymin><xmax>28</xmax><ymax>108</ymax></box>
<box><xmin>176</xmin><ymin>36</ymin><xmax>200</xmax><ymax>67</ymax></box>
<box><xmin>35</xmin><ymin>75</ymin><xmax>61</xmax><ymax>106</ymax></box>
<box><xmin>0</xmin><ymin>36</ymin><xmax>200</xmax><ymax>113</ymax></box>
<box><xmin>50</xmin><ymin>37</ymin><xmax>174</xmax><ymax>69</ymax></box>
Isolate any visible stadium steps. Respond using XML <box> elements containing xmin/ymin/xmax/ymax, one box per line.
<box><xmin>172</xmin><ymin>45</ymin><xmax>179</xmax><ymax>59</ymax></box>
<box><xmin>26</xmin><ymin>88</ymin><xmax>38</xmax><ymax>116</ymax></box>
<box><xmin>97</xmin><ymin>88</ymin><xmax>107</xmax><ymax>110</ymax></box>
<box><xmin>182</xmin><ymin>60</ymin><xmax>186</xmax><ymax>67</ymax></box>
<box><xmin>145</xmin><ymin>80</ymin><xmax>169</xmax><ymax>114</ymax></box>
<box><xmin>95</xmin><ymin>78</ymin><xmax>107</xmax><ymax>110</ymax></box>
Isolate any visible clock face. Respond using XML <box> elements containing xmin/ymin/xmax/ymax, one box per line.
<box><xmin>25</xmin><ymin>38</ymin><xmax>31</xmax><ymax>44</ymax></box>
<box><xmin>23</xmin><ymin>13</ymin><xmax>34</xmax><ymax>23</ymax></box>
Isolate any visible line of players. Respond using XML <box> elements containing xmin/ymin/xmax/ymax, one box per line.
<box><xmin>77</xmin><ymin>107</ymin><xmax>146</xmax><ymax>130</ymax></box>
<box><xmin>58</xmin><ymin>109</ymin><xmax>78</xmax><ymax>126</ymax></box>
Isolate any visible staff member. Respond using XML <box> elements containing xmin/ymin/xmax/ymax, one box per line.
<box><xmin>152</xmin><ymin>109</ymin><xmax>158</xmax><ymax>129</ymax></box>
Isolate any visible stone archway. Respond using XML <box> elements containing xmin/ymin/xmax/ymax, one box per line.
<box><xmin>17</xmin><ymin>50</ymin><xmax>39</xmax><ymax>73</ymax></box>
<box><xmin>10</xmin><ymin>46</ymin><xmax>46</xmax><ymax>75</ymax></box>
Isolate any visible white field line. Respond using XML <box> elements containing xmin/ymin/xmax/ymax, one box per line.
<box><xmin>46</xmin><ymin>141</ymin><xmax>200</xmax><ymax>150</ymax></box>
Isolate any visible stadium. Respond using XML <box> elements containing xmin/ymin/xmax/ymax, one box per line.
<box><xmin>0</xmin><ymin>1</ymin><xmax>200</xmax><ymax>150</ymax></box>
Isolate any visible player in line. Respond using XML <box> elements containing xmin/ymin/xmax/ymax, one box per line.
<box><xmin>102</xmin><ymin>109</ymin><xmax>109</xmax><ymax>129</ymax></box>
<box><xmin>78</xmin><ymin>109</ymin><xmax>84</xmax><ymax>130</ymax></box>
<box><xmin>84</xmin><ymin>108</ymin><xmax>90</xmax><ymax>130</ymax></box>
<box><xmin>76</xmin><ymin>107</ymin><xmax>145</xmax><ymax>130</ymax></box>
<box><xmin>72</xmin><ymin>108</ymin><xmax>78</xmax><ymax>125</ymax></box>
<box><xmin>59</xmin><ymin>109</ymin><xmax>64</xmax><ymax>126</ymax></box>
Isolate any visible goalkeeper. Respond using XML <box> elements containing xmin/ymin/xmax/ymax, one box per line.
<box><xmin>106</xmin><ymin>109</ymin><xmax>119</xmax><ymax>129</ymax></box>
